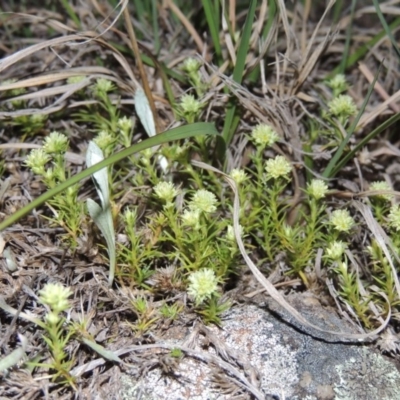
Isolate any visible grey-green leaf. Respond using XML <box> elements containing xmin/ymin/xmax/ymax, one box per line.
<box><xmin>86</xmin><ymin>141</ymin><xmax>110</xmax><ymax>208</ymax></box>
<box><xmin>134</xmin><ymin>88</ymin><xmax>156</xmax><ymax>137</ymax></box>
<box><xmin>80</xmin><ymin>336</ymin><xmax>122</xmax><ymax>363</ymax></box>
<box><xmin>0</xmin><ymin>334</ymin><xmax>28</xmax><ymax>372</ymax></box>
<box><xmin>87</xmin><ymin>199</ymin><xmax>116</xmax><ymax>285</ymax></box>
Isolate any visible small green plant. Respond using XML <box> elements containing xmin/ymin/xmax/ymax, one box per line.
<box><xmin>323</xmin><ymin>240</ymin><xmax>373</xmax><ymax>327</ymax></box>
<box><xmin>118</xmin><ymin>208</ymin><xmax>156</xmax><ymax>287</ymax></box>
<box><xmin>333</xmin><ymin>261</ymin><xmax>373</xmax><ymax>328</ymax></box>
<box><xmin>0</xmin><ymin>78</ymin><xmax>26</xmax><ymax>109</ymax></box>
<box><xmin>236</xmin><ymin>124</ymin><xmax>328</xmax><ymax>285</ymax></box>
<box><xmin>75</xmin><ymin>78</ymin><xmax>135</xmax><ymax>156</ymax></box>
<box><xmin>128</xmin><ymin>297</ymin><xmax>159</xmax><ymax>336</ymax></box>
<box><xmin>33</xmin><ymin>283</ymin><xmax>76</xmax><ymax>387</ymax></box>
<box><xmin>14</xmin><ymin>114</ymin><xmax>48</xmax><ymax>137</ymax></box>
<box><xmin>160</xmin><ymin>302</ymin><xmax>183</xmax><ymax>320</ymax></box>
<box><xmin>367</xmin><ymin>240</ymin><xmax>400</xmax><ymax>309</ymax></box>
<box><xmin>181</xmin><ymin>58</ymin><xmax>207</xmax><ymax>97</ymax></box>
<box><xmin>0</xmin><ymin>282</ymin><xmax>124</xmax><ymax>388</ymax></box>
<box><xmin>25</xmin><ymin>131</ymin><xmax>85</xmax><ymax>247</ymax></box>
<box><xmin>75</xmin><ymin>78</ymin><xmax>119</xmax><ymax>132</ymax></box>
<box><xmin>196</xmin><ymin>297</ymin><xmax>231</xmax><ymax>325</ymax></box>
<box><xmin>319</xmin><ymin>185</ymin><xmax>400</xmax><ymax>328</ymax></box>
<box><xmin>177</xmin><ymin>94</ymin><xmax>204</xmax><ymax>124</ymax></box>
<box><xmin>0</xmin><ymin>80</ymin><xmax>45</xmax><ymax>135</ymax></box>
<box><xmin>369</xmin><ymin>181</ymin><xmax>393</xmax><ymax>222</ymax></box>
<box><xmin>169</xmin><ymin>348</ymin><xmax>183</xmax><ymax>358</ymax></box>
<box><xmin>116</xmin><ymin>179</ymin><xmax>241</xmax><ymax>322</ymax></box>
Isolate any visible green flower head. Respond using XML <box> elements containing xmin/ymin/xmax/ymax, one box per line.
<box><xmin>337</xmin><ymin>261</ymin><xmax>348</xmax><ymax>275</ymax></box>
<box><xmin>182</xmin><ymin>58</ymin><xmax>201</xmax><ymax>73</ymax></box>
<box><xmin>230</xmin><ymin>169</ymin><xmax>248</xmax><ymax>185</ymax></box>
<box><xmin>43</xmin><ymin>131</ymin><xmax>69</xmax><ymax>154</ymax></box>
<box><xmin>180</xmin><ymin>94</ymin><xmax>203</xmax><ymax>114</ymax></box>
<box><xmin>123</xmin><ymin>208</ymin><xmax>137</xmax><ymax>227</ymax></box>
<box><xmin>327</xmin><ymin>74</ymin><xmax>348</xmax><ymax>95</ymax></box>
<box><xmin>329</xmin><ymin>209</ymin><xmax>355</xmax><ymax>233</ymax></box>
<box><xmin>265</xmin><ymin>155</ymin><xmax>292</xmax><ymax>180</ymax></box>
<box><xmin>307</xmin><ymin>179</ymin><xmax>329</xmax><ymax>200</ymax></box>
<box><xmin>25</xmin><ymin>148</ymin><xmax>51</xmax><ymax>175</ymax></box>
<box><xmin>29</xmin><ymin>113</ymin><xmax>47</xmax><ymax>126</ymax></box>
<box><xmin>226</xmin><ymin>224</ymin><xmax>243</xmax><ymax>242</ymax></box>
<box><xmin>328</xmin><ymin>95</ymin><xmax>357</xmax><ymax>118</ymax></box>
<box><xmin>39</xmin><ymin>283</ymin><xmax>72</xmax><ymax>314</ymax></box>
<box><xmin>93</xmin><ymin>78</ymin><xmax>115</xmax><ymax>95</ymax></box>
<box><xmin>388</xmin><ymin>205</ymin><xmax>400</xmax><ymax>232</ymax></box>
<box><xmin>117</xmin><ymin>116</ymin><xmax>133</xmax><ymax>133</ymax></box>
<box><xmin>281</xmin><ymin>223</ymin><xmax>295</xmax><ymax>240</ymax></box>
<box><xmin>187</xmin><ymin>269</ymin><xmax>220</xmax><ymax>305</ymax></box>
<box><xmin>326</xmin><ymin>241</ymin><xmax>347</xmax><ymax>261</ymax></box>
<box><xmin>94</xmin><ymin>130</ymin><xmax>115</xmax><ymax>150</ymax></box>
<box><xmin>370</xmin><ymin>181</ymin><xmax>393</xmax><ymax>201</ymax></box>
<box><xmin>188</xmin><ymin>189</ymin><xmax>218</xmax><ymax>214</ymax></box>
<box><xmin>154</xmin><ymin>181</ymin><xmax>178</xmax><ymax>204</ymax></box>
<box><xmin>181</xmin><ymin>209</ymin><xmax>201</xmax><ymax>229</ymax></box>
<box><xmin>67</xmin><ymin>75</ymin><xmax>86</xmax><ymax>85</ymax></box>
<box><xmin>251</xmin><ymin>124</ymin><xmax>279</xmax><ymax>148</ymax></box>
<box><xmin>1</xmin><ymin>78</ymin><xmax>26</xmax><ymax>97</ymax></box>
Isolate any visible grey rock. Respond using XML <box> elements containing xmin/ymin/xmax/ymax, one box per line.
<box><xmin>118</xmin><ymin>294</ymin><xmax>400</xmax><ymax>399</ymax></box>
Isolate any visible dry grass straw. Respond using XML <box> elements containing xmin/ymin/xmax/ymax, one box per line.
<box><xmin>0</xmin><ymin>30</ymin><xmax>141</xmax><ymax>119</ymax></box>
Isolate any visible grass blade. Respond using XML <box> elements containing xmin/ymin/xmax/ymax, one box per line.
<box><xmin>132</xmin><ymin>0</ymin><xmax>148</xmax><ymax>25</ymax></box>
<box><xmin>330</xmin><ymin>112</ymin><xmax>400</xmax><ymax>178</ymax></box>
<box><xmin>249</xmin><ymin>0</ymin><xmax>278</xmax><ymax>83</ymax></box>
<box><xmin>333</xmin><ymin>0</ymin><xmax>344</xmax><ymax>24</ymax></box>
<box><xmin>60</xmin><ymin>0</ymin><xmax>81</xmax><ymax>29</ymax></box>
<box><xmin>327</xmin><ymin>17</ymin><xmax>400</xmax><ymax>78</ymax></box>
<box><xmin>322</xmin><ymin>67</ymin><xmax>381</xmax><ymax>178</ymax></box>
<box><xmin>201</xmin><ymin>0</ymin><xmax>222</xmax><ymax>62</ymax></box>
<box><xmin>372</xmin><ymin>0</ymin><xmax>400</xmax><ymax>60</ymax></box>
<box><xmin>151</xmin><ymin>0</ymin><xmax>161</xmax><ymax>54</ymax></box>
<box><xmin>109</xmin><ymin>41</ymin><xmax>187</xmax><ymax>83</ymax></box>
<box><xmin>262</xmin><ymin>0</ymin><xmax>277</xmax><ymax>39</ymax></box>
<box><xmin>338</xmin><ymin>0</ymin><xmax>357</xmax><ymax>75</ymax></box>
<box><xmin>222</xmin><ymin>0</ymin><xmax>257</xmax><ymax>146</ymax></box>
<box><xmin>0</xmin><ymin>123</ymin><xmax>219</xmax><ymax>232</ymax></box>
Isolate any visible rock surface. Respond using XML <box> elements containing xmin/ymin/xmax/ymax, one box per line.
<box><xmin>118</xmin><ymin>293</ymin><xmax>400</xmax><ymax>400</ymax></box>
